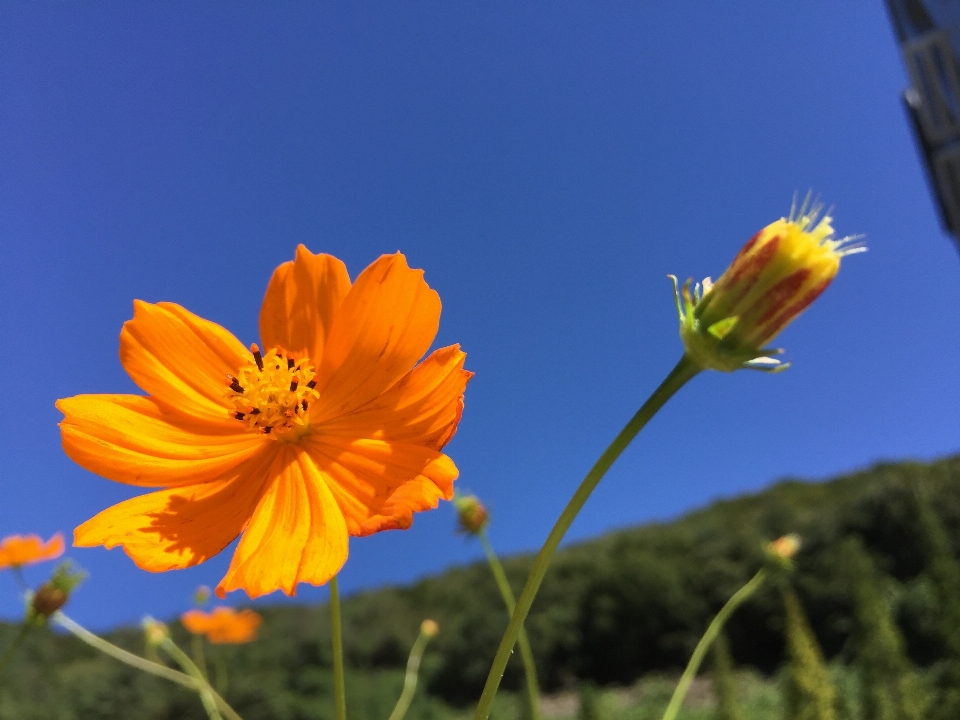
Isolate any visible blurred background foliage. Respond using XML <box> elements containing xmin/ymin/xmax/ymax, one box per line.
<box><xmin>3</xmin><ymin>455</ymin><xmax>960</xmax><ymax>719</ymax></box>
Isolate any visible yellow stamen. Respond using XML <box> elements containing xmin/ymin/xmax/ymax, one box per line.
<box><xmin>226</xmin><ymin>347</ymin><xmax>319</xmax><ymax>435</ymax></box>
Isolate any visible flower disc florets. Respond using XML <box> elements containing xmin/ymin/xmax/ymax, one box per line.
<box><xmin>226</xmin><ymin>344</ymin><xmax>320</xmax><ymax>435</ymax></box>
<box><xmin>671</xmin><ymin>200</ymin><xmax>862</xmax><ymax>373</ymax></box>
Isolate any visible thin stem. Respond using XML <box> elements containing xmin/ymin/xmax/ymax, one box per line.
<box><xmin>330</xmin><ymin>575</ymin><xmax>347</xmax><ymax>720</ymax></box>
<box><xmin>55</xmin><ymin>613</ymin><xmax>195</xmax><ymax>688</ymax></box>
<box><xmin>0</xmin><ymin>624</ymin><xmax>31</xmax><ymax>676</ymax></box>
<box><xmin>192</xmin><ymin>633</ymin><xmax>209</xmax><ymax>680</ymax></box>
<box><xmin>53</xmin><ymin>613</ymin><xmax>243</xmax><ymax>720</ymax></box>
<box><xmin>215</xmin><ymin>653</ymin><xmax>229</xmax><ymax>694</ymax></box>
<box><xmin>387</xmin><ymin>628</ymin><xmax>434</xmax><ymax>720</ymax></box>
<box><xmin>161</xmin><ymin>638</ymin><xmax>223</xmax><ymax>720</ymax></box>
<box><xmin>478</xmin><ymin>529</ymin><xmax>541</xmax><ymax>720</ymax></box>
<box><xmin>11</xmin><ymin>567</ymin><xmax>29</xmax><ymax>593</ymax></box>
<box><xmin>474</xmin><ymin>355</ymin><xmax>700</xmax><ymax>720</ymax></box>
<box><xmin>660</xmin><ymin>568</ymin><xmax>767</xmax><ymax>720</ymax></box>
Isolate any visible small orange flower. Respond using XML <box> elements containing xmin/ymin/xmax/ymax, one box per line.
<box><xmin>181</xmin><ymin>606</ymin><xmax>262</xmax><ymax>644</ymax></box>
<box><xmin>59</xmin><ymin>248</ymin><xmax>471</xmax><ymax>598</ymax></box>
<box><xmin>0</xmin><ymin>533</ymin><xmax>65</xmax><ymax>570</ymax></box>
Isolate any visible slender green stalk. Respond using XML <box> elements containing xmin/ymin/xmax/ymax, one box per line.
<box><xmin>53</xmin><ymin>613</ymin><xmax>243</xmax><ymax>720</ymax></box>
<box><xmin>478</xmin><ymin>529</ymin><xmax>542</xmax><ymax>720</ymax></box>
<box><xmin>474</xmin><ymin>356</ymin><xmax>700</xmax><ymax>720</ymax></box>
<box><xmin>330</xmin><ymin>575</ymin><xmax>347</xmax><ymax>720</ymax></box>
<box><xmin>215</xmin><ymin>653</ymin><xmax>229</xmax><ymax>694</ymax></box>
<box><xmin>388</xmin><ymin>627</ymin><xmax>435</xmax><ymax>720</ymax></box>
<box><xmin>660</xmin><ymin>569</ymin><xmax>767</xmax><ymax>720</ymax></box>
<box><xmin>161</xmin><ymin>638</ymin><xmax>223</xmax><ymax>720</ymax></box>
<box><xmin>0</xmin><ymin>624</ymin><xmax>31</xmax><ymax>676</ymax></box>
<box><xmin>192</xmin><ymin>633</ymin><xmax>209</xmax><ymax>680</ymax></box>
<box><xmin>11</xmin><ymin>567</ymin><xmax>28</xmax><ymax>593</ymax></box>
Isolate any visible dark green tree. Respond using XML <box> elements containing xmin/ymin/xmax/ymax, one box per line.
<box><xmin>782</xmin><ymin>588</ymin><xmax>836</xmax><ymax>720</ymax></box>
<box><xmin>914</xmin><ymin>485</ymin><xmax>960</xmax><ymax>720</ymax></box>
<box><xmin>711</xmin><ymin>631</ymin><xmax>743</xmax><ymax>720</ymax></box>
<box><xmin>843</xmin><ymin>536</ymin><xmax>925</xmax><ymax>720</ymax></box>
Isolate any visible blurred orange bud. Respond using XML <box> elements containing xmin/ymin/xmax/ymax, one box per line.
<box><xmin>193</xmin><ymin>585</ymin><xmax>211</xmax><ymax>606</ymax></box>
<box><xmin>453</xmin><ymin>493</ymin><xmax>489</xmax><ymax>535</ymax></box>
<box><xmin>143</xmin><ymin>617</ymin><xmax>170</xmax><ymax>646</ymax></box>
<box><xmin>767</xmin><ymin>534</ymin><xmax>802</xmax><ymax>561</ymax></box>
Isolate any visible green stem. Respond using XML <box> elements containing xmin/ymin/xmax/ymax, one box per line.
<box><xmin>388</xmin><ymin>628</ymin><xmax>434</xmax><ymax>720</ymax></box>
<box><xmin>0</xmin><ymin>624</ymin><xmax>31</xmax><ymax>676</ymax></box>
<box><xmin>192</xmin><ymin>633</ymin><xmax>209</xmax><ymax>680</ymax></box>
<box><xmin>660</xmin><ymin>568</ymin><xmax>767</xmax><ymax>720</ymax></box>
<box><xmin>478</xmin><ymin>529</ymin><xmax>542</xmax><ymax>720</ymax></box>
<box><xmin>330</xmin><ymin>575</ymin><xmax>347</xmax><ymax>720</ymax></box>
<box><xmin>215</xmin><ymin>653</ymin><xmax>229</xmax><ymax>695</ymax></box>
<box><xmin>53</xmin><ymin>613</ymin><xmax>243</xmax><ymax>720</ymax></box>
<box><xmin>11</xmin><ymin>567</ymin><xmax>28</xmax><ymax>593</ymax></box>
<box><xmin>161</xmin><ymin>638</ymin><xmax>224</xmax><ymax>720</ymax></box>
<box><xmin>473</xmin><ymin>355</ymin><xmax>700</xmax><ymax>720</ymax></box>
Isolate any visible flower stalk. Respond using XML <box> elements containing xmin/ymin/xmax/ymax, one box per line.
<box><xmin>53</xmin><ymin>613</ymin><xmax>243</xmax><ymax>720</ymax></box>
<box><xmin>330</xmin><ymin>575</ymin><xmax>347</xmax><ymax>720</ymax></box>
<box><xmin>161</xmin><ymin>637</ymin><xmax>224</xmax><ymax>720</ymax></box>
<box><xmin>0</xmin><ymin>624</ymin><xmax>31</xmax><ymax>677</ymax></box>
<box><xmin>660</xmin><ymin>568</ymin><xmax>768</xmax><ymax>720</ymax></box>
<box><xmin>473</xmin><ymin>355</ymin><xmax>701</xmax><ymax>720</ymax></box>
<box><xmin>388</xmin><ymin>620</ymin><xmax>439</xmax><ymax>720</ymax></box>
<box><xmin>192</xmin><ymin>633</ymin><xmax>209</xmax><ymax>680</ymax></box>
<box><xmin>477</xmin><ymin>529</ymin><xmax>541</xmax><ymax>720</ymax></box>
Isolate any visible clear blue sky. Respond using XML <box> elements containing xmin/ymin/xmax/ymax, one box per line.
<box><xmin>2</xmin><ymin>2</ymin><xmax>959</xmax><ymax>630</ymax></box>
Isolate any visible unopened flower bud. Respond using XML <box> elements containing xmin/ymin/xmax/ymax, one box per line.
<box><xmin>767</xmin><ymin>534</ymin><xmax>802</xmax><ymax>563</ymax></box>
<box><xmin>420</xmin><ymin>619</ymin><xmax>440</xmax><ymax>638</ymax></box>
<box><xmin>193</xmin><ymin>585</ymin><xmax>211</xmax><ymax>606</ymax></box>
<box><xmin>672</xmin><ymin>200</ymin><xmax>862</xmax><ymax>373</ymax></box>
<box><xmin>453</xmin><ymin>493</ymin><xmax>489</xmax><ymax>535</ymax></box>
<box><xmin>31</xmin><ymin>584</ymin><xmax>67</xmax><ymax>618</ymax></box>
<box><xmin>142</xmin><ymin>617</ymin><xmax>170</xmax><ymax>646</ymax></box>
<box><xmin>26</xmin><ymin>560</ymin><xmax>84</xmax><ymax>624</ymax></box>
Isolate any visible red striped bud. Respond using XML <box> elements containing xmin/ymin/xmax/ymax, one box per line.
<box><xmin>672</xmin><ymin>201</ymin><xmax>862</xmax><ymax>372</ymax></box>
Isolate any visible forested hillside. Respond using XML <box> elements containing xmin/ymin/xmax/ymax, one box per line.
<box><xmin>3</xmin><ymin>454</ymin><xmax>960</xmax><ymax>720</ymax></box>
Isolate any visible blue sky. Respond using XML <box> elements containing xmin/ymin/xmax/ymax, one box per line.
<box><xmin>2</xmin><ymin>2</ymin><xmax>959</xmax><ymax>630</ymax></box>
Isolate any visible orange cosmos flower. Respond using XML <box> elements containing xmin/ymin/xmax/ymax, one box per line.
<box><xmin>58</xmin><ymin>248</ymin><xmax>471</xmax><ymax>598</ymax></box>
<box><xmin>0</xmin><ymin>533</ymin><xmax>65</xmax><ymax>570</ymax></box>
<box><xmin>181</xmin><ymin>606</ymin><xmax>262</xmax><ymax>644</ymax></box>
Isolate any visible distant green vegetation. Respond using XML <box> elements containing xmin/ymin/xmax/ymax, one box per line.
<box><xmin>3</xmin><ymin>454</ymin><xmax>960</xmax><ymax>720</ymax></box>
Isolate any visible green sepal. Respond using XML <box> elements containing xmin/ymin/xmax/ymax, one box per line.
<box><xmin>707</xmin><ymin>316</ymin><xmax>738</xmax><ymax>340</ymax></box>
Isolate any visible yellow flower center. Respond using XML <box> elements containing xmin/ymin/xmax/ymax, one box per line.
<box><xmin>226</xmin><ymin>345</ymin><xmax>320</xmax><ymax>436</ymax></box>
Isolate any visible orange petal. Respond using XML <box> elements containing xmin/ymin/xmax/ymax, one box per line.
<box><xmin>120</xmin><ymin>301</ymin><xmax>249</xmax><ymax>423</ymax></box>
<box><xmin>303</xmin><ymin>437</ymin><xmax>458</xmax><ymax>537</ymax></box>
<box><xmin>317</xmin><ymin>345</ymin><xmax>472</xmax><ymax>450</ymax></box>
<box><xmin>58</xmin><ymin>395</ymin><xmax>268</xmax><ymax>487</ymax></box>
<box><xmin>181</xmin><ymin>609</ymin><xmax>214</xmax><ymax>635</ymax></box>
<box><xmin>259</xmin><ymin>246</ymin><xmax>352</xmax><ymax>363</ymax></box>
<box><xmin>216</xmin><ymin>447</ymin><xmax>348</xmax><ymax>599</ymax></box>
<box><xmin>74</xmin><ymin>448</ymin><xmax>276</xmax><ymax>572</ymax></box>
<box><xmin>313</xmin><ymin>253</ymin><xmax>441</xmax><ymax>421</ymax></box>
<box><xmin>205</xmin><ymin>607</ymin><xmax>261</xmax><ymax>644</ymax></box>
<box><xmin>0</xmin><ymin>533</ymin><xmax>65</xmax><ymax>569</ymax></box>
